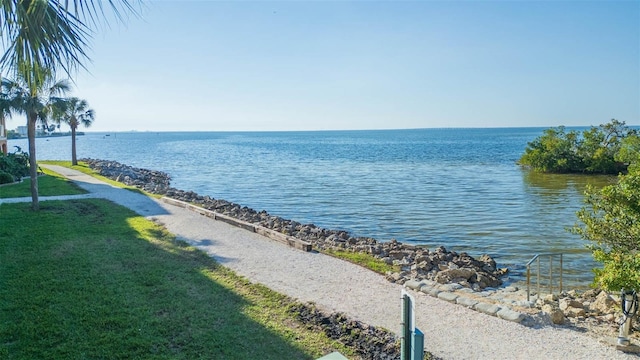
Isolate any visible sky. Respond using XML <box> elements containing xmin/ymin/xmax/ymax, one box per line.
<box><xmin>6</xmin><ymin>0</ymin><xmax>639</xmax><ymax>132</ymax></box>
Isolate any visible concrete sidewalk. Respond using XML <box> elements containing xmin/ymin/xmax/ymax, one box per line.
<box><xmin>3</xmin><ymin>164</ymin><xmax>632</xmax><ymax>360</ymax></box>
<box><xmin>0</xmin><ymin>193</ymin><xmax>95</xmax><ymax>204</ymax></box>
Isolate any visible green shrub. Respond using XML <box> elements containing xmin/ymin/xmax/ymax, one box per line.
<box><xmin>0</xmin><ymin>170</ymin><xmax>14</xmax><ymax>184</ymax></box>
<box><xmin>518</xmin><ymin>126</ymin><xmax>583</xmax><ymax>173</ymax></box>
<box><xmin>591</xmin><ymin>251</ymin><xmax>640</xmax><ymax>292</ymax></box>
<box><xmin>573</xmin><ymin>167</ymin><xmax>640</xmax><ymax>291</ymax></box>
<box><xmin>0</xmin><ymin>146</ymin><xmax>29</xmax><ymax>180</ymax></box>
<box><xmin>519</xmin><ymin>119</ymin><xmax>636</xmax><ymax>174</ymax></box>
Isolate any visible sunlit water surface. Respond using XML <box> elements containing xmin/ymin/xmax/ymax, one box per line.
<box><xmin>10</xmin><ymin>128</ymin><xmax>615</xmax><ymax>287</ymax></box>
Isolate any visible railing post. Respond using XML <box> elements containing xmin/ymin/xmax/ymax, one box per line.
<box><xmin>537</xmin><ymin>257</ymin><xmax>541</xmax><ymax>300</ymax></box>
<box><xmin>559</xmin><ymin>254</ymin><xmax>563</xmax><ymax>294</ymax></box>
<box><xmin>549</xmin><ymin>255</ymin><xmax>553</xmax><ymax>296</ymax></box>
<box><xmin>526</xmin><ymin>253</ymin><xmax>564</xmax><ymax>302</ymax></box>
<box><xmin>526</xmin><ymin>265</ymin><xmax>531</xmax><ymax>302</ymax></box>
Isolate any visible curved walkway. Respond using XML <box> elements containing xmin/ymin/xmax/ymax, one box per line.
<box><xmin>6</xmin><ymin>165</ymin><xmax>634</xmax><ymax>360</ymax></box>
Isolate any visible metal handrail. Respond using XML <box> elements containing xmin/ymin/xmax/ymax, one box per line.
<box><xmin>526</xmin><ymin>253</ymin><xmax>563</xmax><ymax>302</ymax></box>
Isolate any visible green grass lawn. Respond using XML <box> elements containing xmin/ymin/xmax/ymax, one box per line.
<box><xmin>40</xmin><ymin>161</ymin><xmax>162</xmax><ymax>198</ymax></box>
<box><xmin>0</xmin><ymin>199</ymin><xmax>352</xmax><ymax>359</ymax></box>
<box><xmin>0</xmin><ymin>167</ymin><xmax>87</xmax><ymax>198</ymax></box>
<box><xmin>322</xmin><ymin>248</ymin><xmax>400</xmax><ymax>275</ymax></box>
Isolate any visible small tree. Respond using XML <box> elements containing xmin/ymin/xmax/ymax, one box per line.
<box><xmin>56</xmin><ymin>97</ymin><xmax>95</xmax><ymax>165</ymax></box>
<box><xmin>579</xmin><ymin>119</ymin><xmax>634</xmax><ymax>174</ymax></box>
<box><xmin>2</xmin><ymin>69</ymin><xmax>70</xmax><ymax>210</ymax></box>
<box><xmin>573</xmin><ymin>166</ymin><xmax>640</xmax><ymax>291</ymax></box>
<box><xmin>518</xmin><ymin>126</ymin><xmax>582</xmax><ymax>173</ymax></box>
<box><xmin>615</xmin><ymin>133</ymin><xmax>640</xmax><ymax>173</ymax></box>
<box><xmin>519</xmin><ymin>119</ymin><xmax>636</xmax><ymax>175</ymax></box>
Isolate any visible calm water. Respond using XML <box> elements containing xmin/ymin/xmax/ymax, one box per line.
<box><xmin>9</xmin><ymin>128</ymin><xmax>614</xmax><ymax>287</ymax></box>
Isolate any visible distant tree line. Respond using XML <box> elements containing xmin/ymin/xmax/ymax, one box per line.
<box><xmin>7</xmin><ymin>129</ymin><xmax>20</xmax><ymax>139</ymax></box>
<box><xmin>518</xmin><ymin>119</ymin><xmax>638</xmax><ymax>174</ymax></box>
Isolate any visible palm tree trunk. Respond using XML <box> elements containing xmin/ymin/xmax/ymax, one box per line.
<box><xmin>71</xmin><ymin>125</ymin><xmax>77</xmax><ymax>165</ymax></box>
<box><xmin>27</xmin><ymin>113</ymin><xmax>39</xmax><ymax>211</ymax></box>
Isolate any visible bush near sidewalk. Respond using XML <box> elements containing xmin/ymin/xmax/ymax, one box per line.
<box><xmin>0</xmin><ymin>147</ymin><xmax>29</xmax><ymax>184</ymax></box>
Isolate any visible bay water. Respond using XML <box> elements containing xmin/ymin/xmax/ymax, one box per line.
<box><xmin>9</xmin><ymin>128</ymin><xmax>613</xmax><ymax>288</ymax></box>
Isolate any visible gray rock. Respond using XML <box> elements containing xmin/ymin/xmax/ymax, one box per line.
<box><xmin>542</xmin><ymin>304</ymin><xmax>565</xmax><ymax>324</ymax></box>
<box><xmin>565</xmin><ymin>306</ymin><xmax>587</xmax><ymax>318</ymax></box>
<box><xmin>474</xmin><ymin>302</ymin><xmax>501</xmax><ymax>316</ymax></box>
<box><xmin>457</xmin><ymin>288</ymin><xmax>475</xmax><ymax>294</ymax></box>
<box><xmin>559</xmin><ymin>298</ymin><xmax>583</xmax><ymax>311</ymax></box>
<box><xmin>435</xmin><ymin>267</ymin><xmax>475</xmax><ymax>284</ymax></box>
<box><xmin>404</xmin><ymin>279</ymin><xmax>424</xmax><ymax>291</ymax></box>
<box><xmin>479</xmin><ymin>254</ymin><xmax>497</xmax><ymax>271</ymax></box>
<box><xmin>515</xmin><ymin>300</ymin><xmax>535</xmax><ymax>308</ymax></box>
<box><xmin>590</xmin><ymin>291</ymin><xmax>617</xmax><ymax>315</ymax></box>
<box><xmin>439</xmin><ymin>283</ymin><xmax>463</xmax><ymax>292</ymax></box>
<box><xmin>497</xmin><ymin>308</ymin><xmax>526</xmax><ymax>323</ymax></box>
<box><xmin>543</xmin><ymin>293</ymin><xmax>558</xmax><ymax>304</ymax></box>
<box><xmin>427</xmin><ymin>287</ymin><xmax>441</xmax><ymax>297</ymax></box>
<box><xmin>456</xmin><ymin>297</ymin><xmax>479</xmax><ymax>308</ymax></box>
<box><xmin>422</xmin><ymin>279</ymin><xmax>437</xmax><ymax>287</ymax></box>
<box><xmin>420</xmin><ymin>286</ymin><xmax>433</xmax><ymax>295</ymax></box>
<box><xmin>437</xmin><ymin>292</ymin><xmax>459</xmax><ymax>303</ymax></box>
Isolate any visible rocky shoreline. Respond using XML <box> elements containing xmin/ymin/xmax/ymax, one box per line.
<box><xmin>80</xmin><ymin>158</ymin><xmax>635</xmax><ymax>344</ymax></box>
<box><xmin>288</xmin><ymin>302</ymin><xmax>405</xmax><ymax>360</ymax></box>
<box><xmin>81</xmin><ymin>158</ymin><xmax>506</xmax><ymax>291</ymax></box>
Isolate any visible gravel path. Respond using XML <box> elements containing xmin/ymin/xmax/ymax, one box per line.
<box><xmin>16</xmin><ymin>165</ymin><xmax>635</xmax><ymax>359</ymax></box>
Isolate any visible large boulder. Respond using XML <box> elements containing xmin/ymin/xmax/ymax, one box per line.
<box><xmin>589</xmin><ymin>291</ymin><xmax>617</xmax><ymax>315</ymax></box>
<box><xmin>474</xmin><ymin>272</ymin><xmax>502</xmax><ymax>288</ymax></box>
<box><xmin>559</xmin><ymin>298</ymin><xmax>583</xmax><ymax>311</ymax></box>
<box><xmin>479</xmin><ymin>254</ymin><xmax>497</xmax><ymax>272</ymax></box>
<box><xmin>435</xmin><ymin>267</ymin><xmax>475</xmax><ymax>284</ymax></box>
<box><xmin>542</xmin><ymin>304</ymin><xmax>565</xmax><ymax>325</ymax></box>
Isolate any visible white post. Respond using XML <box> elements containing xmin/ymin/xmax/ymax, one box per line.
<box><xmin>618</xmin><ymin>290</ymin><xmax>637</xmax><ymax>346</ymax></box>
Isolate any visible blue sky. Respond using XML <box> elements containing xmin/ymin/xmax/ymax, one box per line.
<box><xmin>12</xmin><ymin>0</ymin><xmax>639</xmax><ymax>132</ymax></box>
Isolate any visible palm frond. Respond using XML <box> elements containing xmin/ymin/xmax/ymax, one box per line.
<box><xmin>1</xmin><ymin>1</ymin><xmax>89</xmax><ymax>80</ymax></box>
<box><xmin>64</xmin><ymin>0</ymin><xmax>142</xmax><ymax>28</ymax></box>
<box><xmin>1</xmin><ymin>71</ymin><xmax>70</xmax><ymax>126</ymax></box>
<box><xmin>1</xmin><ymin>0</ymin><xmax>142</xmax><ymax>80</ymax></box>
<box><xmin>79</xmin><ymin>107</ymin><xmax>94</xmax><ymax>127</ymax></box>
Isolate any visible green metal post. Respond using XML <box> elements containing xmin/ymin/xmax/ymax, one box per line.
<box><xmin>412</xmin><ymin>328</ymin><xmax>424</xmax><ymax>360</ymax></box>
<box><xmin>401</xmin><ymin>293</ymin><xmax>411</xmax><ymax>360</ymax></box>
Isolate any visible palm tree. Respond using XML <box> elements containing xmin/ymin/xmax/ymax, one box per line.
<box><xmin>57</xmin><ymin>97</ymin><xmax>95</xmax><ymax>165</ymax></box>
<box><xmin>0</xmin><ymin>0</ymin><xmax>139</xmax><ymax>210</ymax></box>
<box><xmin>2</xmin><ymin>68</ymin><xmax>70</xmax><ymax>210</ymax></box>
<box><xmin>0</xmin><ymin>86</ymin><xmax>15</xmax><ymax>154</ymax></box>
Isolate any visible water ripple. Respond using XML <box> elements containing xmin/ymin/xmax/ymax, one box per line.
<box><xmin>11</xmin><ymin>128</ymin><xmax>613</xmax><ymax>287</ymax></box>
